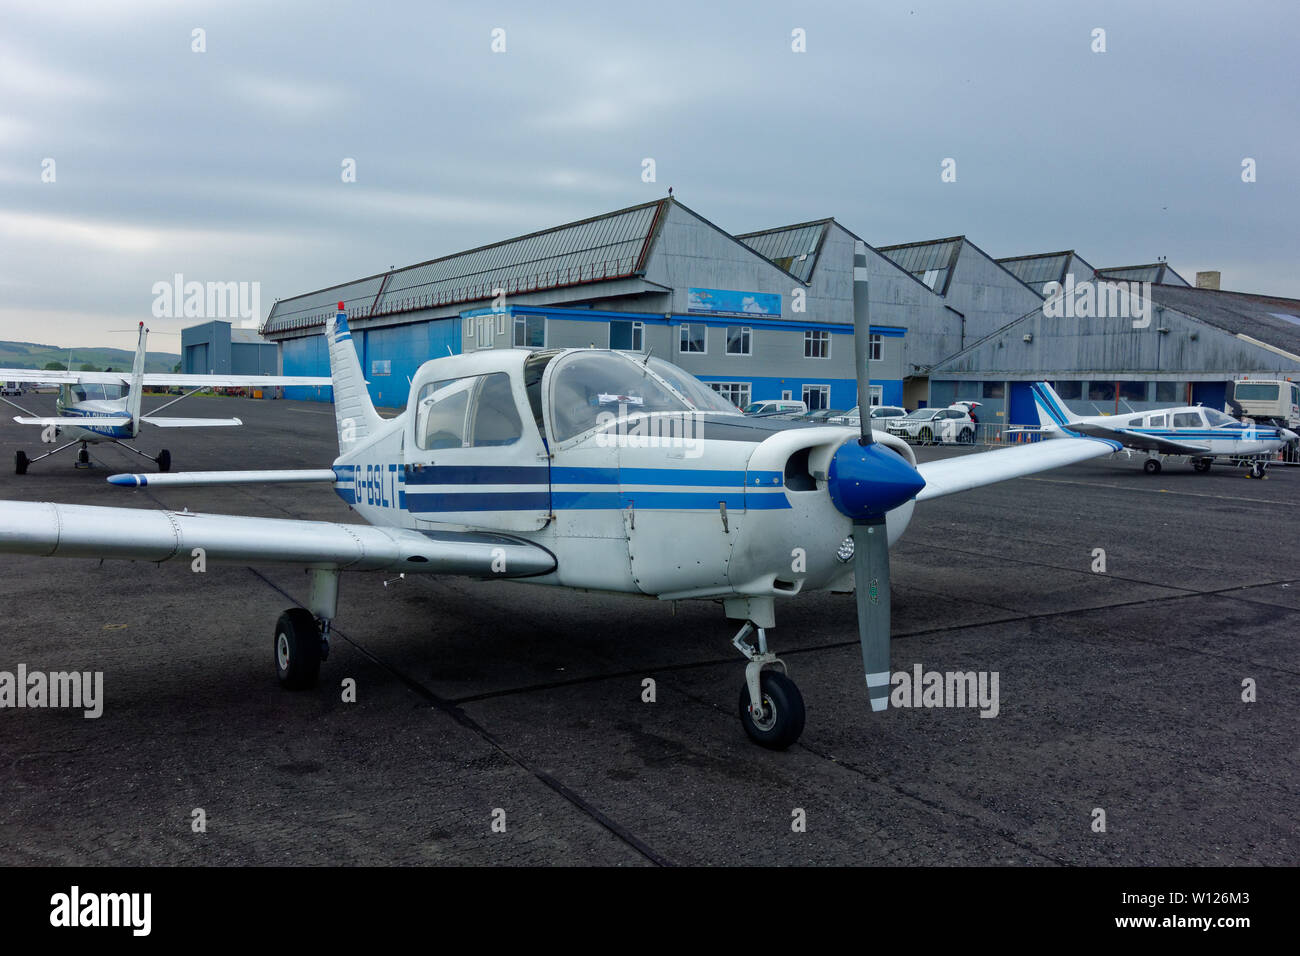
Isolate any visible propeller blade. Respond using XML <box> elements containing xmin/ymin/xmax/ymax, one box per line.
<box><xmin>853</xmin><ymin>515</ymin><xmax>892</xmax><ymax>712</ymax></box>
<box><xmin>852</xmin><ymin>241</ymin><xmax>874</xmax><ymax>446</ymax></box>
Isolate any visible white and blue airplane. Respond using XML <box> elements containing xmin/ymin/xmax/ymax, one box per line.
<box><xmin>0</xmin><ymin>321</ymin><xmax>330</xmax><ymax>474</ymax></box>
<box><xmin>1031</xmin><ymin>381</ymin><xmax>1297</xmax><ymax>476</ymax></box>
<box><xmin>0</xmin><ymin>248</ymin><xmax>1127</xmax><ymax>748</ymax></box>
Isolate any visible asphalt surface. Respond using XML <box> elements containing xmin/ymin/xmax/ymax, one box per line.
<box><xmin>1</xmin><ymin>393</ymin><xmax>1296</xmax><ymax>866</ymax></box>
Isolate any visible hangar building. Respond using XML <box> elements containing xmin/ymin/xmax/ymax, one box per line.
<box><xmin>261</xmin><ymin>198</ymin><xmax>971</xmax><ymax>411</ymax></box>
<box><xmin>181</xmin><ymin>321</ymin><xmax>279</xmax><ymax>376</ymax></box>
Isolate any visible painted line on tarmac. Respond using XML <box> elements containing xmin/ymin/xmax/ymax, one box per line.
<box><xmin>1025</xmin><ymin>476</ymin><xmax>1280</xmax><ymax>505</ymax></box>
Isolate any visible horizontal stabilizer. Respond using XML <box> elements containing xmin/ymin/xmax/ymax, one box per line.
<box><xmin>916</xmin><ymin>437</ymin><xmax>1121</xmax><ymax>502</ymax></box>
<box><xmin>108</xmin><ymin>469</ymin><xmax>338</xmax><ymax>488</ymax></box>
<box><xmin>0</xmin><ymin>500</ymin><xmax>557</xmax><ymax>578</ymax></box>
<box><xmin>13</xmin><ymin>415</ymin><xmax>130</xmax><ymax>427</ymax></box>
<box><xmin>140</xmin><ymin>416</ymin><xmax>243</xmax><ymax>428</ymax></box>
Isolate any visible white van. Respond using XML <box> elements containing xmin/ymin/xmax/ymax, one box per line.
<box><xmin>1</xmin><ymin>382</ymin><xmax>23</xmax><ymax>397</ymax></box>
<box><xmin>1230</xmin><ymin>379</ymin><xmax>1300</xmax><ymax>428</ymax></box>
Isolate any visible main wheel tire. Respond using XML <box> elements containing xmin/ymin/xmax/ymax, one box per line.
<box><xmin>919</xmin><ymin>428</ymin><xmax>933</xmax><ymax>445</ymax></box>
<box><xmin>77</xmin><ymin>448</ymin><xmax>89</xmax><ymax>464</ymax></box>
<box><xmin>274</xmin><ymin>608</ymin><xmax>321</xmax><ymax>690</ymax></box>
<box><xmin>738</xmin><ymin>670</ymin><xmax>806</xmax><ymax>750</ymax></box>
<box><xmin>15</xmin><ymin>451</ymin><xmax>28</xmax><ymax>475</ymax></box>
<box><xmin>1192</xmin><ymin>459</ymin><xmax>1211</xmax><ymax>473</ymax></box>
<box><xmin>157</xmin><ymin>449</ymin><xmax>171</xmax><ymax>472</ymax></box>
<box><xmin>1143</xmin><ymin>459</ymin><xmax>1161</xmax><ymax>474</ymax></box>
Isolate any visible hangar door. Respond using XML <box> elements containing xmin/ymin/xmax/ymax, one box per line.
<box><xmin>185</xmin><ymin>343</ymin><xmax>209</xmax><ymax>375</ymax></box>
<box><xmin>1007</xmin><ymin>382</ymin><xmax>1039</xmax><ymax>426</ymax></box>
<box><xmin>1191</xmin><ymin>382</ymin><xmax>1227</xmax><ymax>412</ymax></box>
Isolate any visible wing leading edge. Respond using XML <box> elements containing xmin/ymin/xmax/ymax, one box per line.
<box><xmin>915</xmin><ymin>437</ymin><xmax>1120</xmax><ymax>502</ymax></box>
<box><xmin>0</xmin><ymin>500</ymin><xmax>556</xmax><ymax>577</ymax></box>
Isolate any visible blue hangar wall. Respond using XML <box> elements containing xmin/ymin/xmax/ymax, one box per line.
<box><xmin>279</xmin><ymin>305</ymin><xmax>905</xmax><ymax>411</ymax></box>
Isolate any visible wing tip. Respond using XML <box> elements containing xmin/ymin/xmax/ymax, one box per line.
<box><xmin>106</xmin><ymin>474</ymin><xmax>145</xmax><ymax>487</ymax></box>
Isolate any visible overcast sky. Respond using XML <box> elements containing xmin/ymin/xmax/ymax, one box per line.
<box><xmin>2</xmin><ymin>0</ymin><xmax>1297</xmax><ymax>350</ymax></box>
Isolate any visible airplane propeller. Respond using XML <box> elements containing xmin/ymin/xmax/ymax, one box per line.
<box><xmin>828</xmin><ymin>243</ymin><xmax>927</xmax><ymax>712</ymax></box>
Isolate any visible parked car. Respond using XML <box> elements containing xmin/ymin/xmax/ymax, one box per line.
<box><xmin>802</xmin><ymin>407</ymin><xmax>846</xmax><ymax>423</ymax></box>
<box><xmin>1</xmin><ymin>382</ymin><xmax>24</xmax><ymax>397</ymax></box>
<box><xmin>743</xmin><ymin>399</ymin><xmax>808</xmax><ymax>418</ymax></box>
<box><xmin>886</xmin><ymin>407</ymin><xmax>976</xmax><ymax>444</ymax></box>
<box><xmin>836</xmin><ymin>405</ymin><xmax>908</xmax><ymax>429</ymax></box>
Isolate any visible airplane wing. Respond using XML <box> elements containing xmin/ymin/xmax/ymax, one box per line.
<box><xmin>0</xmin><ymin>500</ymin><xmax>556</xmax><ymax>577</ymax></box>
<box><xmin>140</xmin><ymin>416</ymin><xmax>243</xmax><ymax>428</ymax></box>
<box><xmin>13</xmin><ymin>415</ymin><xmax>131</xmax><ymax>427</ymax></box>
<box><xmin>1065</xmin><ymin>422</ymin><xmax>1208</xmax><ymax>456</ymax></box>
<box><xmin>107</xmin><ymin>469</ymin><xmax>337</xmax><ymax>487</ymax></box>
<box><xmin>0</xmin><ymin>369</ymin><xmax>125</xmax><ymax>385</ymax></box>
<box><xmin>916</xmin><ymin>437</ymin><xmax>1121</xmax><ymax>502</ymax></box>
<box><xmin>140</xmin><ymin>374</ymin><xmax>332</xmax><ymax>387</ymax></box>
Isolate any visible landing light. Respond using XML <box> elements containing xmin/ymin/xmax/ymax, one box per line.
<box><xmin>837</xmin><ymin>537</ymin><xmax>855</xmax><ymax>563</ymax></box>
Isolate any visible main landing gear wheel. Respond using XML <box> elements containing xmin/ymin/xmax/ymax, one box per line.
<box><xmin>1192</xmin><ymin>459</ymin><xmax>1212</xmax><ymax>473</ymax></box>
<box><xmin>274</xmin><ymin>608</ymin><xmax>322</xmax><ymax>690</ymax></box>
<box><xmin>738</xmin><ymin>670</ymin><xmax>806</xmax><ymax>750</ymax></box>
<box><xmin>1143</xmin><ymin>458</ymin><xmax>1162</xmax><ymax>475</ymax></box>
<box><xmin>76</xmin><ymin>444</ymin><xmax>90</xmax><ymax>467</ymax></box>
<box><xmin>15</xmin><ymin>451</ymin><xmax>27</xmax><ymax>475</ymax></box>
<box><xmin>156</xmin><ymin>449</ymin><xmax>171</xmax><ymax>472</ymax></box>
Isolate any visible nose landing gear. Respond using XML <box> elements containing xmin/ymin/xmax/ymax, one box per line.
<box><xmin>732</xmin><ymin>619</ymin><xmax>805</xmax><ymax>749</ymax></box>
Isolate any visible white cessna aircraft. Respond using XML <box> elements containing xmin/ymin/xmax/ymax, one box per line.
<box><xmin>0</xmin><ymin>249</ymin><xmax>1126</xmax><ymax>749</ymax></box>
<box><xmin>0</xmin><ymin>322</ymin><xmax>330</xmax><ymax>474</ymax></box>
<box><xmin>1031</xmin><ymin>381</ymin><xmax>1297</xmax><ymax>476</ymax></box>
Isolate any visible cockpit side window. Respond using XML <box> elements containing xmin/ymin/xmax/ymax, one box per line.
<box><xmin>1172</xmin><ymin>411</ymin><xmax>1203</xmax><ymax>428</ymax></box>
<box><xmin>1148</xmin><ymin>414</ymin><xmax>1166</xmax><ymax>427</ymax></box>
<box><xmin>416</xmin><ymin>372</ymin><xmax>526</xmax><ymax>450</ymax></box>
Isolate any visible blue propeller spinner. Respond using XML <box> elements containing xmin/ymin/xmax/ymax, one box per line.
<box><xmin>827</xmin><ymin>441</ymin><xmax>926</xmax><ymax>520</ymax></box>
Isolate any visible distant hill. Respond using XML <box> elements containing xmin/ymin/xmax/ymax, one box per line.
<box><xmin>0</xmin><ymin>341</ymin><xmax>181</xmax><ymax>374</ymax></box>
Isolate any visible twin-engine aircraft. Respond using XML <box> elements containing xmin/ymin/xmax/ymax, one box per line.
<box><xmin>0</xmin><ymin>249</ymin><xmax>1127</xmax><ymax>748</ymax></box>
<box><xmin>1032</xmin><ymin>381</ymin><xmax>1297</xmax><ymax>476</ymax></box>
<box><xmin>0</xmin><ymin>322</ymin><xmax>329</xmax><ymax>474</ymax></box>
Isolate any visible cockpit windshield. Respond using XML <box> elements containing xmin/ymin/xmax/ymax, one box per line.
<box><xmin>548</xmin><ymin>351</ymin><xmax>692</xmax><ymax>443</ymax></box>
<box><xmin>1203</xmin><ymin>408</ymin><xmax>1237</xmax><ymax>427</ymax></box>
<box><xmin>644</xmin><ymin>357</ymin><xmax>742</xmax><ymax>415</ymax></box>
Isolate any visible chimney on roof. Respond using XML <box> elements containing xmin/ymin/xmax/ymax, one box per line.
<box><xmin>1195</xmin><ymin>270</ymin><xmax>1221</xmax><ymax>290</ymax></box>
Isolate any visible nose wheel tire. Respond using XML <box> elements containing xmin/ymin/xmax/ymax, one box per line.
<box><xmin>1192</xmin><ymin>459</ymin><xmax>1211</xmax><ymax>473</ymax></box>
<box><xmin>739</xmin><ymin>670</ymin><xmax>806</xmax><ymax>750</ymax></box>
<box><xmin>15</xmin><ymin>451</ymin><xmax>27</xmax><ymax>475</ymax></box>
<box><xmin>1143</xmin><ymin>458</ymin><xmax>1162</xmax><ymax>475</ymax></box>
<box><xmin>274</xmin><ymin>608</ymin><xmax>322</xmax><ymax>690</ymax></box>
<box><xmin>157</xmin><ymin>449</ymin><xmax>171</xmax><ymax>472</ymax></box>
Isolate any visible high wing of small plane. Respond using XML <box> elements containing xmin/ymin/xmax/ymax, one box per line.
<box><xmin>0</xmin><ymin>253</ymin><xmax>1127</xmax><ymax>749</ymax></box>
<box><xmin>1</xmin><ymin>322</ymin><xmax>330</xmax><ymax>474</ymax></box>
<box><xmin>1032</xmin><ymin>381</ymin><xmax>1297</xmax><ymax>476</ymax></box>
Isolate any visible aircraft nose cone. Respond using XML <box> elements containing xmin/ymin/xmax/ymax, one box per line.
<box><xmin>1283</xmin><ymin>429</ymin><xmax>1298</xmax><ymax>443</ymax></box>
<box><xmin>828</xmin><ymin>440</ymin><xmax>926</xmax><ymax>520</ymax></box>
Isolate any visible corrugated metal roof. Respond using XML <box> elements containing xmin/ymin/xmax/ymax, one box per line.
<box><xmin>735</xmin><ymin>220</ymin><xmax>830</xmax><ymax>282</ymax></box>
<box><xmin>877</xmin><ymin>237</ymin><xmax>964</xmax><ymax>295</ymax></box>
<box><xmin>1097</xmin><ymin>263</ymin><xmax>1190</xmax><ymax>287</ymax></box>
<box><xmin>1149</xmin><ymin>285</ymin><xmax>1300</xmax><ymax>359</ymax></box>
<box><xmin>263</xmin><ymin>200</ymin><xmax>667</xmax><ymax>334</ymax></box>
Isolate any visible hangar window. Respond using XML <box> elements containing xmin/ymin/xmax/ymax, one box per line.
<box><xmin>1053</xmin><ymin>381</ymin><xmax>1083</xmax><ymax>400</ymax></box>
<box><xmin>680</xmin><ymin>324</ymin><xmax>707</xmax><ymax>354</ymax></box>
<box><xmin>1155</xmin><ymin>381</ymin><xmax>1181</xmax><ymax>403</ymax></box>
<box><xmin>513</xmin><ymin>314</ymin><xmax>546</xmax><ymax>348</ymax></box>
<box><xmin>802</xmin><ymin>384</ymin><xmax>830</xmax><ymax>411</ymax></box>
<box><xmin>726</xmin><ymin>326</ymin><xmax>752</xmax><ymax>356</ymax></box>
<box><xmin>803</xmin><ymin>330</ymin><xmax>830</xmax><ymax>359</ymax></box>
<box><xmin>1088</xmin><ymin>381</ymin><xmax>1115</xmax><ymax>401</ymax></box>
<box><xmin>1119</xmin><ymin>381</ymin><xmax>1147</xmax><ymax>402</ymax></box>
<box><xmin>415</xmin><ymin>373</ymin><xmax>522</xmax><ymax>450</ymax></box>
<box><xmin>981</xmin><ymin>381</ymin><xmax>1004</xmax><ymax>399</ymax></box>
<box><xmin>610</xmin><ymin>320</ymin><xmax>644</xmax><ymax>351</ymax></box>
<box><xmin>708</xmin><ymin>381</ymin><xmax>752</xmax><ymax>410</ymax></box>
<box><xmin>869</xmin><ymin>334</ymin><xmax>882</xmax><ymax>362</ymax></box>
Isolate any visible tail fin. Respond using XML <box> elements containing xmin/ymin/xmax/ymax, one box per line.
<box><xmin>127</xmin><ymin>321</ymin><xmax>147</xmax><ymax>436</ymax></box>
<box><xmin>1031</xmin><ymin>382</ymin><xmax>1079</xmax><ymax>434</ymax></box>
<box><xmin>325</xmin><ymin>303</ymin><xmax>382</xmax><ymax>451</ymax></box>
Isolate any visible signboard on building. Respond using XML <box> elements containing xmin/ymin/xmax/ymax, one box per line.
<box><xmin>687</xmin><ymin>288</ymin><xmax>781</xmax><ymax>317</ymax></box>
